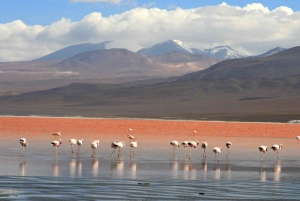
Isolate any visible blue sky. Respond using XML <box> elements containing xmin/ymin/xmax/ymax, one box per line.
<box><xmin>1</xmin><ymin>0</ymin><xmax>299</xmax><ymax>25</ymax></box>
<box><xmin>0</xmin><ymin>0</ymin><xmax>299</xmax><ymax>61</ymax></box>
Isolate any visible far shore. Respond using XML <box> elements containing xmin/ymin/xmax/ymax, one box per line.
<box><xmin>0</xmin><ymin>115</ymin><xmax>299</xmax><ymax>139</ymax></box>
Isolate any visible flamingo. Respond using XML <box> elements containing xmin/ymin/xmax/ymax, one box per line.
<box><xmin>193</xmin><ymin>130</ymin><xmax>197</xmax><ymax>136</ymax></box>
<box><xmin>271</xmin><ymin>144</ymin><xmax>282</xmax><ymax>158</ymax></box>
<box><xmin>226</xmin><ymin>142</ymin><xmax>232</xmax><ymax>157</ymax></box>
<box><xmin>128</xmin><ymin>128</ymin><xmax>135</xmax><ymax>142</ymax></box>
<box><xmin>213</xmin><ymin>146</ymin><xmax>222</xmax><ymax>162</ymax></box>
<box><xmin>296</xmin><ymin>136</ymin><xmax>300</xmax><ymax>144</ymax></box>
<box><xmin>77</xmin><ymin>139</ymin><xmax>83</xmax><ymax>154</ymax></box>
<box><xmin>91</xmin><ymin>140</ymin><xmax>100</xmax><ymax>157</ymax></box>
<box><xmin>130</xmin><ymin>141</ymin><xmax>137</xmax><ymax>158</ymax></box>
<box><xmin>201</xmin><ymin>141</ymin><xmax>208</xmax><ymax>158</ymax></box>
<box><xmin>19</xmin><ymin>138</ymin><xmax>28</xmax><ymax>156</ymax></box>
<box><xmin>187</xmin><ymin>140</ymin><xmax>199</xmax><ymax>160</ymax></box>
<box><xmin>69</xmin><ymin>139</ymin><xmax>77</xmax><ymax>154</ymax></box>
<box><xmin>259</xmin><ymin>146</ymin><xmax>268</xmax><ymax>161</ymax></box>
<box><xmin>170</xmin><ymin>141</ymin><xmax>180</xmax><ymax>154</ymax></box>
<box><xmin>181</xmin><ymin>141</ymin><xmax>190</xmax><ymax>157</ymax></box>
<box><xmin>110</xmin><ymin>141</ymin><xmax>125</xmax><ymax>158</ymax></box>
<box><xmin>51</xmin><ymin>139</ymin><xmax>62</xmax><ymax>156</ymax></box>
<box><xmin>53</xmin><ymin>132</ymin><xmax>61</xmax><ymax>139</ymax></box>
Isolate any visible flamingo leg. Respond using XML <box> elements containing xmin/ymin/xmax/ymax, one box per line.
<box><xmin>71</xmin><ymin>145</ymin><xmax>73</xmax><ymax>154</ymax></box>
<box><xmin>21</xmin><ymin>147</ymin><xmax>24</xmax><ymax>156</ymax></box>
<box><xmin>118</xmin><ymin>148</ymin><xmax>121</xmax><ymax>157</ymax></box>
<box><xmin>130</xmin><ymin>147</ymin><xmax>132</xmax><ymax>158</ymax></box>
<box><xmin>109</xmin><ymin>149</ymin><xmax>115</xmax><ymax>158</ymax></box>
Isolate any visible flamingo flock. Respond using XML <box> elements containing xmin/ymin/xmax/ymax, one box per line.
<box><xmin>18</xmin><ymin>128</ymin><xmax>292</xmax><ymax>164</ymax></box>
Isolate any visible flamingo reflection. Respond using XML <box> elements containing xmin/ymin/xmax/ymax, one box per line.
<box><xmin>202</xmin><ymin>159</ymin><xmax>207</xmax><ymax>180</ymax></box>
<box><xmin>19</xmin><ymin>158</ymin><xmax>27</xmax><ymax>176</ymax></box>
<box><xmin>130</xmin><ymin>159</ymin><xmax>137</xmax><ymax>179</ymax></box>
<box><xmin>274</xmin><ymin>159</ymin><xmax>281</xmax><ymax>181</ymax></box>
<box><xmin>52</xmin><ymin>159</ymin><xmax>60</xmax><ymax>177</ymax></box>
<box><xmin>111</xmin><ymin>157</ymin><xmax>124</xmax><ymax>178</ymax></box>
<box><xmin>69</xmin><ymin>158</ymin><xmax>76</xmax><ymax>177</ymax></box>
<box><xmin>91</xmin><ymin>158</ymin><xmax>99</xmax><ymax>177</ymax></box>
<box><xmin>260</xmin><ymin>161</ymin><xmax>266</xmax><ymax>181</ymax></box>
<box><xmin>214</xmin><ymin>163</ymin><xmax>221</xmax><ymax>180</ymax></box>
<box><xmin>170</xmin><ymin>155</ymin><xmax>179</xmax><ymax>179</ymax></box>
<box><xmin>183</xmin><ymin>160</ymin><xmax>197</xmax><ymax>180</ymax></box>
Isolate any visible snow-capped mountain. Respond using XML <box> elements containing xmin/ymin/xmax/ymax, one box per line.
<box><xmin>137</xmin><ymin>40</ymin><xmax>196</xmax><ymax>56</ymax></box>
<box><xmin>34</xmin><ymin>41</ymin><xmax>143</xmax><ymax>61</ymax></box>
<box><xmin>203</xmin><ymin>46</ymin><xmax>251</xmax><ymax>59</ymax></box>
<box><xmin>137</xmin><ymin>40</ymin><xmax>252</xmax><ymax>59</ymax></box>
<box><xmin>256</xmin><ymin>47</ymin><xmax>287</xmax><ymax>57</ymax></box>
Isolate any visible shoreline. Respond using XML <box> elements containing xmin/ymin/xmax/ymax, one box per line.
<box><xmin>0</xmin><ymin>115</ymin><xmax>299</xmax><ymax>139</ymax></box>
<box><xmin>0</xmin><ymin>115</ymin><xmax>294</xmax><ymax>125</ymax></box>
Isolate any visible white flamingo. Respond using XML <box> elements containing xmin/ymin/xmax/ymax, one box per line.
<box><xmin>19</xmin><ymin>138</ymin><xmax>28</xmax><ymax>156</ymax></box>
<box><xmin>193</xmin><ymin>130</ymin><xmax>197</xmax><ymax>136</ymax></box>
<box><xmin>226</xmin><ymin>142</ymin><xmax>232</xmax><ymax>157</ymax></box>
<box><xmin>296</xmin><ymin>136</ymin><xmax>300</xmax><ymax>144</ymax></box>
<box><xmin>130</xmin><ymin>141</ymin><xmax>137</xmax><ymax>158</ymax></box>
<box><xmin>110</xmin><ymin>141</ymin><xmax>125</xmax><ymax>158</ymax></box>
<box><xmin>51</xmin><ymin>139</ymin><xmax>62</xmax><ymax>156</ymax></box>
<box><xmin>69</xmin><ymin>139</ymin><xmax>77</xmax><ymax>154</ymax></box>
<box><xmin>201</xmin><ymin>141</ymin><xmax>208</xmax><ymax>158</ymax></box>
<box><xmin>91</xmin><ymin>140</ymin><xmax>100</xmax><ymax>157</ymax></box>
<box><xmin>170</xmin><ymin>141</ymin><xmax>180</xmax><ymax>154</ymax></box>
<box><xmin>128</xmin><ymin>128</ymin><xmax>135</xmax><ymax>142</ymax></box>
<box><xmin>188</xmin><ymin>140</ymin><xmax>199</xmax><ymax>160</ymax></box>
<box><xmin>181</xmin><ymin>141</ymin><xmax>190</xmax><ymax>157</ymax></box>
<box><xmin>213</xmin><ymin>146</ymin><xmax>222</xmax><ymax>162</ymax></box>
<box><xmin>77</xmin><ymin>139</ymin><xmax>83</xmax><ymax>154</ymax></box>
<box><xmin>259</xmin><ymin>146</ymin><xmax>268</xmax><ymax>161</ymax></box>
<box><xmin>53</xmin><ymin>132</ymin><xmax>61</xmax><ymax>139</ymax></box>
<box><xmin>271</xmin><ymin>144</ymin><xmax>282</xmax><ymax>158</ymax></box>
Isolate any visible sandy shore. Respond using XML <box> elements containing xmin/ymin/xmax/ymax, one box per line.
<box><xmin>0</xmin><ymin>116</ymin><xmax>299</xmax><ymax>139</ymax></box>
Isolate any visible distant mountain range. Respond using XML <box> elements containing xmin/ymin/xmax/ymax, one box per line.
<box><xmin>50</xmin><ymin>49</ymin><xmax>218</xmax><ymax>78</ymax></box>
<box><xmin>34</xmin><ymin>41</ymin><xmax>143</xmax><ymax>61</ymax></box>
<box><xmin>34</xmin><ymin>39</ymin><xmax>286</xmax><ymax>61</ymax></box>
<box><xmin>1</xmin><ymin>46</ymin><xmax>300</xmax><ymax>122</ymax></box>
<box><xmin>137</xmin><ymin>40</ymin><xmax>252</xmax><ymax>59</ymax></box>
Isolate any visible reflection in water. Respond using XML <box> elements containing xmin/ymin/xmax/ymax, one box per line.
<box><xmin>77</xmin><ymin>159</ymin><xmax>82</xmax><ymax>177</ymax></box>
<box><xmin>183</xmin><ymin>160</ymin><xmax>197</xmax><ymax>180</ymax></box>
<box><xmin>202</xmin><ymin>159</ymin><xmax>207</xmax><ymax>180</ymax></box>
<box><xmin>130</xmin><ymin>159</ymin><xmax>137</xmax><ymax>179</ymax></box>
<box><xmin>69</xmin><ymin>157</ymin><xmax>82</xmax><ymax>177</ymax></box>
<box><xmin>69</xmin><ymin>158</ymin><xmax>76</xmax><ymax>177</ymax></box>
<box><xmin>111</xmin><ymin>157</ymin><xmax>124</xmax><ymax>178</ymax></box>
<box><xmin>170</xmin><ymin>155</ymin><xmax>179</xmax><ymax>179</ymax></box>
<box><xmin>214</xmin><ymin>163</ymin><xmax>221</xmax><ymax>180</ymax></box>
<box><xmin>226</xmin><ymin>159</ymin><xmax>231</xmax><ymax>180</ymax></box>
<box><xmin>260</xmin><ymin>161</ymin><xmax>266</xmax><ymax>181</ymax></box>
<box><xmin>19</xmin><ymin>158</ymin><xmax>27</xmax><ymax>176</ymax></box>
<box><xmin>274</xmin><ymin>159</ymin><xmax>281</xmax><ymax>181</ymax></box>
<box><xmin>91</xmin><ymin>158</ymin><xmax>99</xmax><ymax>177</ymax></box>
<box><xmin>52</xmin><ymin>159</ymin><xmax>60</xmax><ymax>177</ymax></box>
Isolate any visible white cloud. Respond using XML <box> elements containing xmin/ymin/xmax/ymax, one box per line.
<box><xmin>70</xmin><ymin>0</ymin><xmax>122</xmax><ymax>4</ymax></box>
<box><xmin>0</xmin><ymin>2</ymin><xmax>299</xmax><ymax>61</ymax></box>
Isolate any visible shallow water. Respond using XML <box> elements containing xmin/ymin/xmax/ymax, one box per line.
<box><xmin>1</xmin><ymin>135</ymin><xmax>300</xmax><ymax>199</ymax></box>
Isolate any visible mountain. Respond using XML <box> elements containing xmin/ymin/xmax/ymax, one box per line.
<box><xmin>177</xmin><ymin>46</ymin><xmax>300</xmax><ymax>80</ymax></box>
<box><xmin>203</xmin><ymin>46</ymin><xmax>251</xmax><ymax>59</ymax></box>
<box><xmin>1</xmin><ymin>47</ymin><xmax>300</xmax><ymax>122</ymax></box>
<box><xmin>137</xmin><ymin>40</ymin><xmax>251</xmax><ymax>59</ymax></box>
<box><xmin>256</xmin><ymin>47</ymin><xmax>287</xmax><ymax>57</ymax></box>
<box><xmin>50</xmin><ymin>48</ymin><xmax>217</xmax><ymax>78</ymax></box>
<box><xmin>34</xmin><ymin>41</ymin><xmax>143</xmax><ymax>61</ymax></box>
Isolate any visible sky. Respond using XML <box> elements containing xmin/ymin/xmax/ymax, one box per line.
<box><xmin>0</xmin><ymin>0</ymin><xmax>299</xmax><ymax>61</ymax></box>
